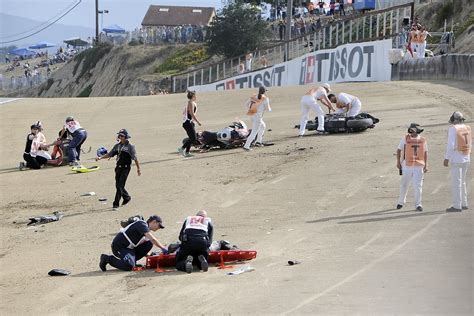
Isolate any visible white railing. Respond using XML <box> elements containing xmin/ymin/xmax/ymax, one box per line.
<box><xmin>171</xmin><ymin>1</ymin><xmax>415</xmax><ymax>93</ymax></box>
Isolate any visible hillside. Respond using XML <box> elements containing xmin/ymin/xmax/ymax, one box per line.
<box><xmin>0</xmin><ymin>13</ymin><xmax>94</xmax><ymax>48</ymax></box>
<box><xmin>9</xmin><ymin>43</ymin><xmax>213</xmax><ymax>98</ymax></box>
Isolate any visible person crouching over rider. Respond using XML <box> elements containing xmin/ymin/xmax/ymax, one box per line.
<box><xmin>396</xmin><ymin>123</ymin><xmax>428</xmax><ymax>212</ymax></box>
<box><xmin>328</xmin><ymin>92</ymin><xmax>362</xmax><ymax>117</ymax></box>
<box><xmin>243</xmin><ymin>86</ymin><xmax>271</xmax><ymax>151</ymax></box>
<box><xmin>21</xmin><ymin>123</ymin><xmax>48</xmax><ymax>170</ymax></box>
<box><xmin>59</xmin><ymin>116</ymin><xmax>87</xmax><ymax>167</ymax></box>
<box><xmin>299</xmin><ymin>83</ymin><xmax>334</xmax><ymax>136</ymax></box>
<box><xmin>176</xmin><ymin>210</ymin><xmax>213</xmax><ymax>273</ymax></box>
<box><xmin>99</xmin><ymin>215</ymin><xmax>168</xmax><ymax>272</ymax></box>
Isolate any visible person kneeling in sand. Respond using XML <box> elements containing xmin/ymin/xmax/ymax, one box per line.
<box><xmin>20</xmin><ymin>122</ymin><xmax>50</xmax><ymax>170</ymax></box>
<box><xmin>99</xmin><ymin>215</ymin><xmax>168</xmax><ymax>271</ymax></box>
<box><xmin>175</xmin><ymin>210</ymin><xmax>213</xmax><ymax>273</ymax></box>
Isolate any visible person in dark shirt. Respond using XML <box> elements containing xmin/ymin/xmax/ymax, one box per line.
<box><xmin>176</xmin><ymin>210</ymin><xmax>213</xmax><ymax>274</ymax></box>
<box><xmin>99</xmin><ymin>215</ymin><xmax>167</xmax><ymax>271</ymax></box>
<box><xmin>96</xmin><ymin>129</ymin><xmax>141</xmax><ymax>209</ymax></box>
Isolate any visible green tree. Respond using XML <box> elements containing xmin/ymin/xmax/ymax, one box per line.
<box><xmin>206</xmin><ymin>2</ymin><xmax>270</xmax><ymax>58</ymax></box>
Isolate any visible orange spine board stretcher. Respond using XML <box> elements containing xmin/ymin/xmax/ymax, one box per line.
<box><xmin>146</xmin><ymin>250</ymin><xmax>257</xmax><ymax>270</ymax></box>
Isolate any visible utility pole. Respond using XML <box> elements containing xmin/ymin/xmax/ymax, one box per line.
<box><xmin>285</xmin><ymin>0</ymin><xmax>293</xmax><ymax>61</ymax></box>
<box><xmin>95</xmin><ymin>0</ymin><xmax>99</xmax><ymax>44</ymax></box>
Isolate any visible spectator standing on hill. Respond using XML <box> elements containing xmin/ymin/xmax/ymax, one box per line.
<box><xmin>96</xmin><ymin>129</ymin><xmax>141</xmax><ymax>210</ymax></box>
<box><xmin>278</xmin><ymin>19</ymin><xmax>286</xmax><ymax>41</ymax></box>
<box><xmin>245</xmin><ymin>52</ymin><xmax>253</xmax><ymax>72</ymax></box>
<box><xmin>319</xmin><ymin>1</ymin><xmax>325</xmax><ymax>15</ymax></box>
<box><xmin>339</xmin><ymin>0</ymin><xmax>346</xmax><ymax>16</ymax></box>
<box><xmin>418</xmin><ymin>26</ymin><xmax>430</xmax><ymax>59</ymax></box>
<box><xmin>237</xmin><ymin>62</ymin><xmax>245</xmax><ymax>74</ymax></box>
<box><xmin>444</xmin><ymin>112</ymin><xmax>472</xmax><ymax>212</ymax></box>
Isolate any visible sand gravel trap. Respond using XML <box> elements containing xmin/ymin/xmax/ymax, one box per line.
<box><xmin>0</xmin><ymin>81</ymin><xmax>472</xmax><ymax>315</ymax></box>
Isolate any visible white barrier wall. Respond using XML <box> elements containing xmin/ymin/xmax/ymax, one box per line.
<box><xmin>189</xmin><ymin>39</ymin><xmax>392</xmax><ymax>92</ymax></box>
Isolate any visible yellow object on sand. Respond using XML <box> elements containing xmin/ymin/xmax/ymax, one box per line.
<box><xmin>71</xmin><ymin>165</ymin><xmax>100</xmax><ymax>173</ymax></box>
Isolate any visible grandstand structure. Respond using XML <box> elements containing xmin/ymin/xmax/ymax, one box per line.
<box><xmin>171</xmin><ymin>2</ymin><xmax>415</xmax><ymax>93</ymax></box>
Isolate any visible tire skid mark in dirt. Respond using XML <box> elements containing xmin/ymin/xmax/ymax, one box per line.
<box><xmin>355</xmin><ymin>232</ymin><xmax>383</xmax><ymax>252</ymax></box>
<box><xmin>270</xmin><ymin>175</ymin><xmax>289</xmax><ymax>185</ymax></box>
<box><xmin>338</xmin><ymin>205</ymin><xmax>359</xmax><ymax>216</ymax></box>
<box><xmin>431</xmin><ymin>183</ymin><xmax>444</xmax><ymax>195</ymax></box>
<box><xmin>284</xmin><ymin>213</ymin><xmax>445</xmax><ymax>314</ymax></box>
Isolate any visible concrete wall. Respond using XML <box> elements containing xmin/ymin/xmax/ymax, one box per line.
<box><xmin>391</xmin><ymin>54</ymin><xmax>474</xmax><ymax>81</ymax></box>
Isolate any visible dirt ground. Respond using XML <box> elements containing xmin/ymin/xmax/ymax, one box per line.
<box><xmin>0</xmin><ymin>81</ymin><xmax>472</xmax><ymax>315</ymax></box>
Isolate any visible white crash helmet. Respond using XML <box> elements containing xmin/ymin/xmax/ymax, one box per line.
<box><xmin>217</xmin><ymin>127</ymin><xmax>233</xmax><ymax>143</ymax></box>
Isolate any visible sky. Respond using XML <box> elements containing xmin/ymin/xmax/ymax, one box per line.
<box><xmin>1</xmin><ymin>0</ymin><xmax>225</xmax><ymax>30</ymax></box>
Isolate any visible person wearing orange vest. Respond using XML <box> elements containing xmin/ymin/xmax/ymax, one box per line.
<box><xmin>396</xmin><ymin>123</ymin><xmax>428</xmax><ymax>212</ymax></box>
<box><xmin>444</xmin><ymin>112</ymin><xmax>472</xmax><ymax>212</ymax></box>
<box><xmin>243</xmin><ymin>86</ymin><xmax>271</xmax><ymax>151</ymax></box>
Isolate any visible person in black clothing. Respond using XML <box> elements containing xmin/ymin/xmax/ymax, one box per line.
<box><xmin>176</xmin><ymin>210</ymin><xmax>213</xmax><ymax>274</ymax></box>
<box><xmin>339</xmin><ymin>0</ymin><xmax>346</xmax><ymax>16</ymax></box>
<box><xmin>96</xmin><ymin>129</ymin><xmax>141</xmax><ymax>209</ymax></box>
<box><xmin>178</xmin><ymin>90</ymin><xmax>202</xmax><ymax>158</ymax></box>
<box><xmin>278</xmin><ymin>19</ymin><xmax>286</xmax><ymax>41</ymax></box>
<box><xmin>99</xmin><ymin>215</ymin><xmax>167</xmax><ymax>271</ymax></box>
<box><xmin>21</xmin><ymin>123</ymin><xmax>47</xmax><ymax>170</ymax></box>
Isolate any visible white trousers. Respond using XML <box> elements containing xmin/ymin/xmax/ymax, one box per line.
<box><xmin>299</xmin><ymin>95</ymin><xmax>325</xmax><ymax>135</ymax></box>
<box><xmin>244</xmin><ymin>115</ymin><xmax>265</xmax><ymax>149</ymax></box>
<box><xmin>418</xmin><ymin>42</ymin><xmax>426</xmax><ymax>59</ymax></box>
<box><xmin>347</xmin><ymin>98</ymin><xmax>362</xmax><ymax>117</ymax></box>
<box><xmin>450</xmin><ymin>162</ymin><xmax>470</xmax><ymax>209</ymax></box>
<box><xmin>398</xmin><ymin>165</ymin><xmax>424</xmax><ymax>207</ymax></box>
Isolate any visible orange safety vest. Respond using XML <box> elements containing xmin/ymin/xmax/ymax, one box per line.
<box><xmin>454</xmin><ymin>125</ymin><xmax>472</xmax><ymax>155</ymax></box>
<box><xmin>247</xmin><ymin>95</ymin><xmax>262</xmax><ymax>116</ymax></box>
<box><xmin>404</xmin><ymin>135</ymin><xmax>426</xmax><ymax>166</ymax></box>
<box><xmin>410</xmin><ymin>31</ymin><xmax>418</xmax><ymax>43</ymax></box>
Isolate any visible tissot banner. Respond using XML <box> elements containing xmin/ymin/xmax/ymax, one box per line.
<box><xmin>189</xmin><ymin>39</ymin><xmax>392</xmax><ymax>92</ymax></box>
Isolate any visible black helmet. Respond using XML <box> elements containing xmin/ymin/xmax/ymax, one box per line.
<box><xmin>449</xmin><ymin>111</ymin><xmax>465</xmax><ymax>124</ymax></box>
<box><xmin>408</xmin><ymin>123</ymin><xmax>423</xmax><ymax>134</ymax></box>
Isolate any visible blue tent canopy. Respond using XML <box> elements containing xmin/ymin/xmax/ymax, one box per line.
<box><xmin>9</xmin><ymin>48</ymin><xmax>36</xmax><ymax>57</ymax></box>
<box><xmin>103</xmin><ymin>24</ymin><xmax>125</xmax><ymax>34</ymax></box>
<box><xmin>29</xmin><ymin>41</ymin><xmax>56</xmax><ymax>49</ymax></box>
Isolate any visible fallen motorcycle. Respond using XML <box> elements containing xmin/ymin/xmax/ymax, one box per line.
<box><xmin>295</xmin><ymin>112</ymin><xmax>380</xmax><ymax>133</ymax></box>
<box><xmin>182</xmin><ymin>121</ymin><xmax>251</xmax><ymax>151</ymax></box>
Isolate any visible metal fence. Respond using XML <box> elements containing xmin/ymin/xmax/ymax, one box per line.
<box><xmin>171</xmin><ymin>1</ymin><xmax>415</xmax><ymax>93</ymax></box>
